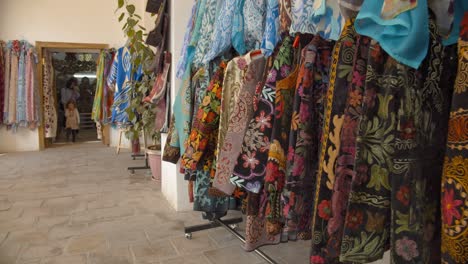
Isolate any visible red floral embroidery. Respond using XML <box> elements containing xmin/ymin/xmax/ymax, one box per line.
<box><xmin>310</xmin><ymin>255</ymin><xmax>326</xmax><ymax>264</ymax></box>
<box><xmin>318</xmin><ymin>200</ymin><xmax>331</xmax><ymax>220</ymax></box>
<box><xmin>443</xmin><ymin>188</ymin><xmax>463</xmax><ymax>225</ymax></box>
<box><xmin>255</xmin><ymin>111</ymin><xmax>272</xmax><ymax>131</ymax></box>
<box><xmin>400</xmin><ymin>120</ymin><xmax>416</xmax><ymax>140</ymax></box>
<box><xmin>346</xmin><ymin>209</ymin><xmax>364</xmax><ymax>230</ymax></box>
<box><xmin>396</xmin><ymin>185</ymin><xmax>410</xmax><ymax>206</ymax></box>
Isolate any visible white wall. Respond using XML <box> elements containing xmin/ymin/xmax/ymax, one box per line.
<box><xmin>0</xmin><ymin>0</ymin><xmax>147</xmax><ymax>152</ymax></box>
<box><xmin>160</xmin><ymin>0</ymin><xmax>193</xmax><ymax>212</ymax></box>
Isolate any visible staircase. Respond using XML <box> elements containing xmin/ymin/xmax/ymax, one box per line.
<box><xmin>80</xmin><ymin>113</ymin><xmax>96</xmax><ymax>129</ymax></box>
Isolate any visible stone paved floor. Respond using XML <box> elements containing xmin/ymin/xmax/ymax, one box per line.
<box><xmin>0</xmin><ymin>143</ymin><xmax>389</xmax><ymax>264</ymax></box>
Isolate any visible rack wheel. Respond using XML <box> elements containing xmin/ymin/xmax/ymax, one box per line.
<box><xmin>229</xmin><ymin>224</ymin><xmax>238</xmax><ymax>230</ymax></box>
<box><xmin>185</xmin><ymin>233</ymin><xmax>192</xmax><ymax>240</ymax></box>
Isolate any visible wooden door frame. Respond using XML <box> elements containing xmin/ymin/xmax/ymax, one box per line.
<box><xmin>36</xmin><ymin>41</ymin><xmax>109</xmax><ymax>150</ymax></box>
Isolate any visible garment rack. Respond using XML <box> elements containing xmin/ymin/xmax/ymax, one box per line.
<box><xmin>184</xmin><ymin>216</ymin><xmax>278</xmax><ymax>264</ymax></box>
<box><xmin>127</xmin><ymin>154</ymin><xmax>150</xmax><ymax>174</ymax></box>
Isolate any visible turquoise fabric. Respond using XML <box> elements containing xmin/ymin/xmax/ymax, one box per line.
<box><xmin>443</xmin><ymin>0</ymin><xmax>468</xmax><ymax>46</ymax></box>
<box><xmin>354</xmin><ymin>0</ymin><xmax>428</xmax><ymax>69</ymax></box>
<box><xmin>203</xmin><ymin>0</ymin><xmax>239</xmax><ymax>63</ymax></box>
<box><xmin>232</xmin><ymin>0</ymin><xmax>247</xmax><ymax>55</ymax></box>
<box><xmin>175</xmin><ymin>1</ymin><xmax>198</xmax><ymax>79</ymax></box>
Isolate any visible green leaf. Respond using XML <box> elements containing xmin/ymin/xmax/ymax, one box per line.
<box><xmin>127</xmin><ymin>18</ymin><xmax>137</xmax><ymax>28</ymax></box>
<box><xmin>134</xmin><ymin>14</ymin><xmax>142</xmax><ymax>19</ymax></box>
<box><xmin>118</xmin><ymin>12</ymin><xmax>125</xmax><ymax>22</ymax></box>
<box><xmin>118</xmin><ymin>0</ymin><xmax>124</xmax><ymax>8</ymax></box>
<box><xmin>138</xmin><ymin>25</ymin><xmax>146</xmax><ymax>31</ymax></box>
<box><xmin>127</xmin><ymin>29</ymin><xmax>135</xmax><ymax>38</ymax></box>
<box><xmin>126</xmin><ymin>4</ymin><xmax>136</xmax><ymax>14</ymax></box>
<box><xmin>136</xmin><ymin>31</ymin><xmax>143</xmax><ymax>41</ymax></box>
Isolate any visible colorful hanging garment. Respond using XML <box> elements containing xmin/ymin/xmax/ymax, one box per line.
<box><xmin>279</xmin><ymin>0</ymin><xmax>292</xmax><ymax>33</ymax></box>
<box><xmin>441</xmin><ymin>11</ymin><xmax>468</xmax><ymax>264</ymax></box>
<box><xmin>162</xmin><ymin>115</ymin><xmax>181</xmax><ymax>163</ymax></box>
<box><xmin>214</xmin><ymin>56</ymin><xmax>252</xmax><ymax>181</ymax></box>
<box><xmin>232</xmin><ymin>0</ymin><xmax>247</xmax><ymax>55</ymax></box>
<box><xmin>93</xmin><ymin>50</ymin><xmax>115</xmax><ymax>124</ymax></box>
<box><xmin>381</xmin><ymin>0</ymin><xmax>418</xmax><ymax>20</ymax></box>
<box><xmin>177</xmin><ymin>0</ymin><xmax>208</xmax><ymax>79</ymax></box>
<box><xmin>290</xmin><ymin>0</ymin><xmax>344</xmax><ymax>41</ymax></box>
<box><xmin>203</xmin><ymin>0</ymin><xmax>239</xmax><ymax>63</ymax></box>
<box><xmin>179</xmin><ymin>62</ymin><xmax>240</xmax><ymax>213</ymax></box>
<box><xmin>244</xmin><ymin>191</ymin><xmax>281</xmax><ymax>251</ymax></box>
<box><xmin>261</xmin><ymin>0</ymin><xmax>280</xmax><ymax>57</ymax></box>
<box><xmin>284</xmin><ymin>36</ymin><xmax>333</xmax><ymax>242</ymax></box>
<box><xmin>213</xmin><ymin>52</ymin><xmax>267</xmax><ymax>195</ymax></box>
<box><xmin>290</xmin><ymin>0</ymin><xmax>315</xmax><ymax>35</ymax></box>
<box><xmin>441</xmin><ymin>0</ymin><xmax>468</xmax><ymax>46</ymax></box>
<box><xmin>3</xmin><ymin>42</ymin><xmax>10</xmax><ymax>124</ymax></box>
<box><xmin>92</xmin><ymin>51</ymin><xmax>106</xmax><ymax>123</ymax></box>
<box><xmin>231</xmin><ymin>36</ymin><xmax>294</xmax><ymax>193</ymax></box>
<box><xmin>25</xmin><ymin>44</ymin><xmax>38</xmax><ymax>127</ymax></box>
<box><xmin>354</xmin><ymin>0</ymin><xmax>428</xmax><ymax>69</ymax></box>
<box><xmin>310</xmin><ymin>20</ymin><xmax>357</xmax><ymax>263</ymax></box>
<box><xmin>181</xmin><ymin>65</ymin><xmax>209</xmax><ymax>172</ymax></box>
<box><xmin>244</xmin><ymin>0</ymin><xmax>267</xmax><ymax>51</ymax></box>
<box><xmin>7</xmin><ymin>41</ymin><xmax>20</xmax><ymax>126</ymax></box>
<box><xmin>338</xmin><ymin>0</ymin><xmax>364</xmax><ymax>20</ymax></box>
<box><xmin>339</xmin><ymin>17</ymin><xmax>452</xmax><ymax>264</ymax></box>
<box><xmin>0</xmin><ymin>42</ymin><xmax>5</xmax><ymax>125</ymax></box>
<box><xmin>193</xmin><ymin>0</ymin><xmax>223</xmax><ymax>68</ymax></box>
<box><xmin>184</xmin><ymin>67</ymin><xmax>213</xmax><ymax>207</ymax></box>
<box><xmin>42</xmin><ymin>50</ymin><xmax>58</xmax><ymax>138</ymax></box>
<box><xmin>263</xmin><ymin>64</ymin><xmax>299</xmax><ymax>235</ymax></box>
<box><xmin>107</xmin><ymin>46</ymin><xmax>142</xmax><ymax>125</ymax></box>
<box><xmin>16</xmin><ymin>41</ymin><xmax>27</xmax><ymax>126</ymax></box>
<box><xmin>176</xmin><ymin>0</ymin><xmax>199</xmax><ymax>78</ymax></box>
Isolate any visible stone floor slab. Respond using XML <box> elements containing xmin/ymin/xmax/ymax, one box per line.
<box><xmin>66</xmin><ymin>233</ymin><xmax>108</xmax><ymax>254</ymax></box>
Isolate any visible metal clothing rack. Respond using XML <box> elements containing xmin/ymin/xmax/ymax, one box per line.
<box><xmin>184</xmin><ymin>215</ymin><xmax>278</xmax><ymax>264</ymax></box>
<box><xmin>127</xmin><ymin>153</ymin><xmax>150</xmax><ymax>174</ymax></box>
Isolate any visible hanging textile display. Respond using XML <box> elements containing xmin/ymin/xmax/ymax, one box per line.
<box><xmin>107</xmin><ymin>46</ymin><xmax>142</xmax><ymax>125</ymax></box>
<box><xmin>441</xmin><ymin>11</ymin><xmax>468</xmax><ymax>264</ymax></box>
<box><xmin>0</xmin><ymin>41</ymin><xmax>5</xmax><ymax>125</ymax></box>
<box><xmin>1</xmin><ymin>40</ymin><xmax>40</xmax><ymax>129</ymax></box>
<box><xmin>42</xmin><ymin>50</ymin><xmax>57</xmax><ymax>138</ymax></box>
<box><xmin>92</xmin><ymin>49</ymin><xmax>116</xmax><ymax>124</ymax></box>
<box><xmin>164</xmin><ymin>1</ymin><xmax>468</xmax><ymax>263</ymax></box>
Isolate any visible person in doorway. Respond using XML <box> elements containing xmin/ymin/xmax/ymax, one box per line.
<box><xmin>65</xmin><ymin>101</ymin><xmax>80</xmax><ymax>142</ymax></box>
<box><xmin>61</xmin><ymin>77</ymin><xmax>80</xmax><ymax>110</ymax></box>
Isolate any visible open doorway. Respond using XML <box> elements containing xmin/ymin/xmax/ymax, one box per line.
<box><xmin>52</xmin><ymin>52</ymin><xmax>99</xmax><ymax>143</ymax></box>
<box><xmin>36</xmin><ymin>42</ymin><xmax>108</xmax><ymax>149</ymax></box>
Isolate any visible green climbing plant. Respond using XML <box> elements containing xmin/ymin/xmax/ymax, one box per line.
<box><xmin>116</xmin><ymin>0</ymin><xmax>160</xmax><ymax>145</ymax></box>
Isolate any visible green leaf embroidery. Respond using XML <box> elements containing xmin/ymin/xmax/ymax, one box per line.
<box><xmin>367</xmin><ymin>165</ymin><xmax>390</xmax><ymax>191</ymax></box>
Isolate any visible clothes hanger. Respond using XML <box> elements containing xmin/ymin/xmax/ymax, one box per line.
<box><xmin>251</xmin><ymin>49</ymin><xmax>263</xmax><ymax>58</ymax></box>
<box><xmin>293</xmin><ymin>34</ymin><xmax>301</xmax><ymax>49</ymax></box>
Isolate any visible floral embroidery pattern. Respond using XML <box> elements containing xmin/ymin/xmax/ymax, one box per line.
<box><xmin>264</xmin><ymin>64</ymin><xmax>298</xmax><ymax>233</ymax></box>
<box><xmin>231</xmin><ymin>36</ymin><xmax>294</xmax><ymax>194</ymax></box>
<box><xmin>441</xmin><ymin>12</ymin><xmax>468</xmax><ymax>264</ymax></box>
<box><xmin>310</xmin><ymin>20</ymin><xmax>357</xmax><ymax>263</ymax></box>
<box><xmin>341</xmin><ymin>18</ymin><xmax>451</xmax><ymax>264</ymax></box>
<box><xmin>213</xmin><ymin>53</ymin><xmax>267</xmax><ymax>195</ymax></box>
